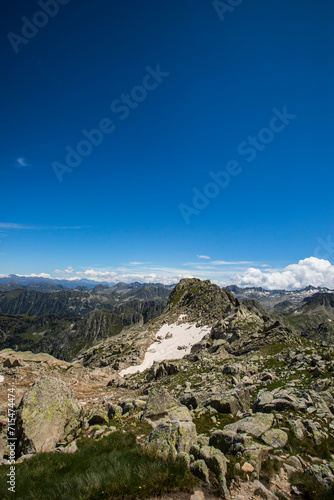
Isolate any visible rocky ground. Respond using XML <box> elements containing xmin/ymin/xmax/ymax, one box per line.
<box><xmin>0</xmin><ymin>279</ymin><xmax>333</xmax><ymax>499</ymax></box>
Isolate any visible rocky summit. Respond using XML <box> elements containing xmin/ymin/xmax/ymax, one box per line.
<box><xmin>1</xmin><ymin>278</ymin><xmax>334</xmax><ymax>499</ymax></box>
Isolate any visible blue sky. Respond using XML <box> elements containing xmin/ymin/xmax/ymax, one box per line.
<box><xmin>0</xmin><ymin>0</ymin><xmax>334</xmax><ymax>288</ymax></box>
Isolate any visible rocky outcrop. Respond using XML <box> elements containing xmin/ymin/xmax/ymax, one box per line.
<box><xmin>165</xmin><ymin>278</ymin><xmax>241</xmax><ymax>326</ymax></box>
<box><xmin>145</xmin><ymin>388</ymin><xmax>197</xmax><ymax>456</ymax></box>
<box><xmin>146</xmin><ymin>360</ymin><xmax>180</xmax><ymax>381</ymax></box>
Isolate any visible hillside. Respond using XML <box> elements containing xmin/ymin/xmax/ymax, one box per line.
<box><xmin>79</xmin><ymin>278</ymin><xmax>296</xmax><ymax>372</ymax></box>
<box><xmin>0</xmin><ymin>283</ymin><xmax>173</xmax><ymax>361</ymax></box>
<box><xmin>0</xmin><ymin>283</ymin><xmax>172</xmax><ymax>316</ymax></box>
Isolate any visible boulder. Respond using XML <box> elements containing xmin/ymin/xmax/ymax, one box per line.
<box><xmin>289</xmin><ymin>419</ymin><xmax>305</xmax><ymax>440</ymax></box>
<box><xmin>261</xmin><ymin>429</ymin><xmax>288</xmax><ymax>448</ymax></box>
<box><xmin>177</xmin><ymin>451</ymin><xmax>191</xmax><ymax>468</ymax></box>
<box><xmin>190</xmin><ymin>459</ymin><xmax>210</xmax><ymax>484</ymax></box>
<box><xmin>210</xmin><ymin>428</ymin><xmax>252</xmax><ymax>455</ymax></box>
<box><xmin>180</xmin><ymin>393</ymin><xmax>199</xmax><ymax>410</ymax></box>
<box><xmin>210</xmin><ymin>429</ymin><xmax>238</xmax><ymax>454</ymax></box>
<box><xmin>107</xmin><ymin>403</ymin><xmax>123</xmax><ymax>419</ymax></box>
<box><xmin>303</xmin><ymin>419</ymin><xmax>327</xmax><ymax>445</ymax></box>
<box><xmin>194</xmin><ymin>445</ymin><xmax>227</xmax><ymax>477</ymax></box>
<box><xmin>146</xmin><ymin>387</ymin><xmax>197</xmax><ymax>456</ymax></box>
<box><xmin>107</xmin><ymin>373</ymin><xmax>128</xmax><ymax>388</ymax></box>
<box><xmin>253</xmin><ymin>388</ymin><xmax>307</xmax><ymax>413</ymax></box>
<box><xmin>241</xmin><ymin>462</ymin><xmax>254</xmax><ymax>473</ymax></box>
<box><xmin>15</xmin><ymin>377</ymin><xmax>82</xmax><ymax>457</ymax></box>
<box><xmin>192</xmin><ymin>445</ymin><xmax>230</xmax><ymax>499</ymax></box>
<box><xmin>285</xmin><ymin>456</ymin><xmax>304</xmax><ymax>472</ymax></box>
<box><xmin>205</xmin><ymin>386</ymin><xmax>250</xmax><ymax>415</ymax></box>
<box><xmin>222</xmin><ymin>413</ymin><xmax>274</xmax><ymax>438</ymax></box>
<box><xmin>148</xmin><ymin>420</ymin><xmax>197</xmax><ymax>457</ymax></box>
<box><xmin>197</xmin><ymin>434</ymin><xmax>210</xmax><ymax>448</ymax></box>
<box><xmin>253</xmin><ymin>480</ymin><xmax>279</xmax><ymax>500</ymax></box>
<box><xmin>143</xmin><ymin>387</ymin><xmax>177</xmax><ymax>421</ymax></box>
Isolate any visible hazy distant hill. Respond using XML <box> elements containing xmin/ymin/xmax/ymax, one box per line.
<box><xmin>0</xmin><ymin>274</ymin><xmax>114</xmax><ymax>290</ymax></box>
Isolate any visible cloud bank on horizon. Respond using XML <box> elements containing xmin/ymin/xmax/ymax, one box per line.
<box><xmin>235</xmin><ymin>257</ymin><xmax>334</xmax><ymax>290</ymax></box>
<box><xmin>2</xmin><ymin>257</ymin><xmax>334</xmax><ymax>291</ymax></box>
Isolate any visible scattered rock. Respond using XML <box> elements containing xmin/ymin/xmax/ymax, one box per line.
<box><xmin>3</xmin><ymin>357</ymin><xmax>23</xmax><ymax>368</ymax></box>
<box><xmin>261</xmin><ymin>429</ymin><xmax>288</xmax><ymax>448</ymax></box>
<box><xmin>241</xmin><ymin>462</ymin><xmax>254</xmax><ymax>473</ymax></box>
<box><xmin>205</xmin><ymin>386</ymin><xmax>250</xmax><ymax>415</ymax></box>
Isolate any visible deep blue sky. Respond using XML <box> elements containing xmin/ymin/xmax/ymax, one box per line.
<box><xmin>0</xmin><ymin>0</ymin><xmax>333</xmax><ymax>288</ymax></box>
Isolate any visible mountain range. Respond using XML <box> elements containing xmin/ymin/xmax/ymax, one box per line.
<box><xmin>1</xmin><ymin>277</ymin><xmax>334</xmax><ymax>499</ymax></box>
<box><xmin>0</xmin><ymin>279</ymin><xmax>333</xmax><ymax>362</ymax></box>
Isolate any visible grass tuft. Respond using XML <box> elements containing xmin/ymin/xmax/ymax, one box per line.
<box><xmin>290</xmin><ymin>471</ymin><xmax>334</xmax><ymax>500</ymax></box>
<box><xmin>0</xmin><ymin>431</ymin><xmax>197</xmax><ymax>499</ymax></box>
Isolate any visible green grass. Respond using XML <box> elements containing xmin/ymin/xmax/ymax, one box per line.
<box><xmin>0</xmin><ymin>432</ymin><xmax>197</xmax><ymax>500</ymax></box>
<box><xmin>286</xmin><ymin>429</ymin><xmax>334</xmax><ymax>460</ymax></box>
<box><xmin>172</xmin><ymin>288</ymin><xmax>186</xmax><ymax>306</ymax></box>
<box><xmin>193</xmin><ymin>412</ymin><xmax>236</xmax><ymax>436</ymax></box>
<box><xmin>290</xmin><ymin>471</ymin><xmax>334</xmax><ymax>500</ymax></box>
<box><xmin>259</xmin><ymin>458</ymin><xmax>281</xmax><ymax>487</ymax></box>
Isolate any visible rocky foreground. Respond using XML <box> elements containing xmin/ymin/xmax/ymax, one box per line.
<box><xmin>0</xmin><ymin>279</ymin><xmax>334</xmax><ymax>499</ymax></box>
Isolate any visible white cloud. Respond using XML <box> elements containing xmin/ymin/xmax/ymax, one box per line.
<box><xmin>0</xmin><ymin>223</ymin><xmax>90</xmax><ymax>230</ymax></box>
<box><xmin>0</xmin><ymin>223</ymin><xmax>37</xmax><ymax>230</ymax></box>
<box><xmin>16</xmin><ymin>157</ymin><xmax>29</xmax><ymax>168</ymax></box>
<box><xmin>212</xmin><ymin>261</ymin><xmax>254</xmax><ymax>265</ymax></box>
<box><xmin>54</xmin><ymin>266</ymin><xmax>74</xmax><ymax>275</ymax></box>
<box><xmin>197</xmin><ymin>255</ymin><xmax>211</xmax><ymax>260</ymax></box>
<box><xmin>74</xmin><ymin>269</ymin><xmax>185</xmax><ymax>285</ymax></box>
<box><xmin>7</xmin><ymin>257</ymin><xmax>332</xmax><ymax>290</ymax></box>
<box><xmin>235</xmin><ymin>257</ymin><xmax>334</xmax><ymax>290</ymax></box>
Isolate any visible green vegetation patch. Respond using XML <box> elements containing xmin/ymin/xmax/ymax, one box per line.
<box><xmin>290</xmin><ymin>471</ymin><xmax>334</xmax><ymax>500</ymax></box>
<box><xmin>0</xmin><ymin>432</ymin><xmax>197</xmax><ymax>500</ymax></box>
<box><xmin>286</xmin><ymin>429</ymin><xmax>334</xmax><ymax>460</ymax></box>
<box><xmin>193</xmin><ymin>411</ymin><xmax>236</xmax><ymax>436</ymax></box>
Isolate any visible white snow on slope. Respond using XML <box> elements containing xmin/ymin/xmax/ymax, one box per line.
<box><xmin>119</xmin><ymin>317</ymin><xmax>210</xmax><ymax>377</ymax></box>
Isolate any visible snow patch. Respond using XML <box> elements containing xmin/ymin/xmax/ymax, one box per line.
<box><xmin>119</xmin><ymin>318</ymin><xmax>210</xmax><ymax>377</ymax></box>
<box><xmin>0</xmin><ymin>375</ymin><xmax>4</xmax><ymax>383</ymax></box>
